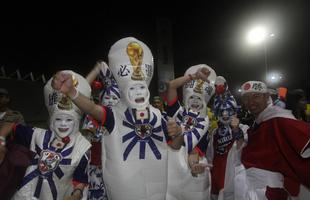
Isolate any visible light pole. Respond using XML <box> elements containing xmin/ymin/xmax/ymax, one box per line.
<box><xmin>247</xmin><ymin>26</ymin><xmax>274</xmax><ymax>82</ymax></box>
<box><xmin>263</xmin><ymin>40</ymin><xmax>268</xmax><ymax>81</ymax></box>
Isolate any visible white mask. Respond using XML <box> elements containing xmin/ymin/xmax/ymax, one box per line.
<box><xmin>52</xmin><ymin>113</ymin><xmax>76</xmax><ymax>138</ymax></box>
<box><xmin>187</xmin><ymin>95</ymin><xmax>204</xmax><ymax>112</ymax></box>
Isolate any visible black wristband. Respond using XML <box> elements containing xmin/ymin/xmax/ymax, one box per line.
<box><xmin>71</xmin><ymin>188</ymin><xmax>83</xmax><ymax>199</ymax></box>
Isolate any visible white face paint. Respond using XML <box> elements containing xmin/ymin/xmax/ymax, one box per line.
<box><xmin>187</xmin><ymin>95</ymin><xmax>204</xmax><ymax>112</ymax></box>
<box><xmin>127</xmin><ymin>82</ymin><xmax>149</xmax><ymax>109</ymax></box>
<box><xmin>102</xmin><ymin>93</ymin><xmax>119</xmax><ymax>107</ymax></box>
<box><xmin>53</xmin><ymin>113</ymin><xmax>75</xmax><ymax>138</ymax></box>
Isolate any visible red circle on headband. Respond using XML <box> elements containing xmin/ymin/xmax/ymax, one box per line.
<box><xmin>243</xmin><ymin>83</ymin><xmax>251</xmax><ymax>91</ymax></box>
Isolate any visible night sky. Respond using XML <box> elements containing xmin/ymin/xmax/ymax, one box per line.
<box><xmin>1</xmin><ymin>1</ymin><xmax>310</xmax><ymax>97</ymax></box>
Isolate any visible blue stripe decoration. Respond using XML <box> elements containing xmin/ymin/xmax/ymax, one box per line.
<box><xmin>54</xmin><ymin>167</ymin><xmax>64</xmax><ymax>179</ymax></box>
<box><xmin>123</xmin><ymin>120</ymin><xmax>135</xmax><ymax>129</ymax></box>
<box><xmin>139</xmin><ymin>141</ymin><xmax>146</xmax><ymax>159</ymax></box>
<box><xmin>35</xmin><ymin>144</ymin><xmax>42</xmax><ymax>155</ymax></box>
<box><xmin>188</xmin><ymin>112</ymin><xmax>198</xmax><ymax>118</ymax></box>
<box><xmin>124</xmin><ymin>109</ymin><xmax>134</xmax><ymax>124</ymax></box>
<box><xmin>177</xmin><ymin>113</ymin><xmax>183</xmax><ymax>121</ymax></box>
<box><xmin>47</xmin><ymin>176</ymin><xmax>58</xmax><ymax>200</ymax></box>
<box><xmin>60</xmin><ymin>158</ymin><xmax>71</xmax><ymax>165</ymax></box>
<box><xmin>19</xmin><ymin>169</ymin><xmax>40</xmax><ymax>189</ymax></box>
<box><xmin>197</xmin><ymin>118</ymin><xmax>204</xmax><ymax>122</ymax></box>
<box><xmin>122</xmin><ymin>131</ymin><xmax>136</xmax><ymax>143</ymax></box>
<box><xmin>43</xmin><ymin>131</ymin><xmax>52</xmax><ymax>149</ymax></box>
<box><xmin>149</xmin><ymin>114</ymin><xmax>157</xmax><ymax>126</ymax></box>
<box><xmin>161</xmin><ymin>118</ymin><xmax>169</xmax><ymax>141</ymax></box>
<box><xmin>192</xmin><ymin>129</ymin><xmax>201</xmax><ymax>140</ymax></box>
<box><xmin>147</xmin><ymin>138</ymin><xmax>161</xmax><ymax>159</ymax></box>
<box><xmin>136</xmin><ymin>119</ymin><xmax>143</xmax><ymax>125</ymax></box>
<box><xmin>161</xmin><ymin>111</ymin><xmax>168</xmax><ymax>121</ymax></box>
<box><xmin>186</xmin><ymin>133</ymin><xmax>193</xmax><ymax>153</ymax></box>
<box><xmin>152</xmin><ymin>126</ymin><xmax>162</xmax><ymax>133</ymax></box>
<box><xmin>34</xmin><ymin>177</ymin><xmax>43</xmax><ymax>199</ymax></box>
<box><xmin>123</xmin><ymin>137</ymin><xmax>139</xmax><ymax>161</ymax></box>
<box><xmin>196</xmin><ymin>123</ymin><xmax>205</xmax><ymax>129</ymax></box>
<box><xmin>61</xmin><ymin>146</ymin><xmax>74</xmax><ymax>157</ymax></box>
<box><xmin>161</xmin><ymin>119</ymin><xmax>167</xmax><ymax>133</ymax></box>
<box><xmin>151</xmin><ymin>133</ymin><xmax>163</xmax><ymax>142</ymax></box>
<box><xmin>48</xmin><ymin>146</ymin><xmax>56</xmax><ymax>151</ymax></box>
<box><xmin>111</xmin><ymin>87</ymin><xmax>120</xmax><ymax>98</ymax></box>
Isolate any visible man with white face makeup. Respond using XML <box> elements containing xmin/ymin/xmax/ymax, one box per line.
<box><xmin>51</xmin><ymin>37</ymin><xmax>183</xmax><ymax>200</ymax></box>
<box><xmin>165</xmin><ymin>64</ymin><xmax>216</xmax><ymax>200</ymax></box>
<box><xmin>128</xmin><ymin>83</ymin><xmax>148</xmax><ymax>104</ymax></box>
<box><xmin>0</xmin><ymin>71</ymin><xmax>92</xmax><ymax>200</ymax></box>
<box><xmin>53</xmin><ymin>114</ymin><xmax>75</xmax><ymax>137</ymax></box>
<box><xmin>187</xmin><ymin>95</ymin><xmax>204</xmax><ymax>111</ymax></box>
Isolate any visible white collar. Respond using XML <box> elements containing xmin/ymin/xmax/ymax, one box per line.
<box><xmin>255</xmin><ymin>105</ymin><xmax>296</xmax><ymax>124</ymax></box>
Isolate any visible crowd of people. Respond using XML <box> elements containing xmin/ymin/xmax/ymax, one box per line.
<box><xmin>0</xmin><ymin>36</ymin><xmax>310</xmax><ymax>200</ymax></box>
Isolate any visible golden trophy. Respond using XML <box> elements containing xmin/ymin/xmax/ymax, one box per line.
<box><xmin>193</xmin><ymin>79</ymin><xmax>204</xmax><ymax>94</ymax></box>
<box><xmin>57</xmin><ymin>74</ymin><xmax>79</xmax><ymax>110</ymax></box>
<box><xmin>57</xmin><ymin>95</ymin><xmax>73</xmax><ymax>110</ymax></box>
<box><xmin>127</xmin><ymin>42</ymin><xmax>144</xmax><ymax>80</ymax></box>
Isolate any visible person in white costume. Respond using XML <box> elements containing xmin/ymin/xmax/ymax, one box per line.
<box><xmin>82</xmin><ymin>61</ymin><xmax>120</xmax><ymax>200</ymax></box>
<box><xmin>51</xmin><ymin>37</ymin><xmax>184</xmax><ymax>200</ymax></box>
<box><xmin>0</xmin><ymin>71</ymin><xmax>92</xmax><ymax>200</ymax></box>
<box><xmin>165</xmin><ymin>64</ymin><xmax>216</xmax><ymax>200</ymax></box>
<box><xmin>223</xmin><ymin>81</ymin><xmax>310</xmax><ymax>200</ymax></box>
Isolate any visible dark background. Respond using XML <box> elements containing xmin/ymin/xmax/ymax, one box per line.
<box><xmin>1</xmin><ymin>1</ymin><xmax>310</xmax><ymax>98</ymax></box>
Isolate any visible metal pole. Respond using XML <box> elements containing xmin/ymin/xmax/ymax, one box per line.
<box><xmin>263</xmin><ymin>40</ymin><xmax>268</xmax><ymax>83</ymax></box>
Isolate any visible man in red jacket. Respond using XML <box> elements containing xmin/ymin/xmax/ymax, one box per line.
<box><xmin>226</xmin><ymin>81</ymin><xmax>310</xmax><ymax>199</ymax></box>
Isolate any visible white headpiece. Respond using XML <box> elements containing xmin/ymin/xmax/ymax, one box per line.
<box><xmin>241</xmin><ymin>81</ymin><xmax>268</xmax><ymax>96</ymax></box>
<box><xmin>183</xmin><ymin>64</ymin><xmax>216</xmax><ymax>115</ymax></box>
<box><xmin>44</xmin><ymin>70</ymin><xmax>91</xmax><ymax>138</ymax></box>
<box><xmin>108</xmin><ymin>37</ymin><xmax>154</xmax><ymax>109</ymax></box>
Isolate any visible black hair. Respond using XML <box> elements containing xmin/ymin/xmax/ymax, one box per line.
<box><xmin>286</xmin><ymin>89</ymin><xmax>307</xmax><ymax>121</ymax></box>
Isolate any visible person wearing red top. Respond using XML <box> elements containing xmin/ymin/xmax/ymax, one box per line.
<box><xmin>224</xmin><ymin>81</ymin><xmax>310</xmax><ymax>200</ymax></box>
